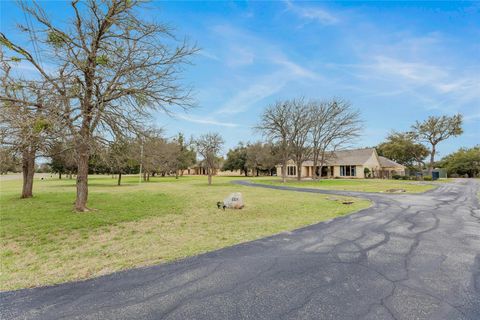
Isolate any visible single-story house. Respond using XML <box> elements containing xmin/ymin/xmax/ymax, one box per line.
<box><xmin>276</xmin><ymin>148</ymin><xmax>405</xmax><ymax>179</ymax></box>
<box><xmin>181</xmin><ymin>162</ymin><xmax>243</xmax><ymax>176</ymax></box>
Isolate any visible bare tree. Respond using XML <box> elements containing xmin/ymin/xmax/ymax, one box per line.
<box><xmin>139</xmin><ymin>129</ymin><xmax>165</xmax><ymax>181</ymax></box>
<box><xmin>195</xmin><ymin>133</ymin><xmax>224</xmax><ymax>185</ymax></box>
<box><xmin>48</xmin><ymin>139</ymin><xmax>77</xmax><ymax>179</ymax></box>
<box><xmin>171</xmin><ymin>133</ymin><xmax>195</xmax><ymax>178</ymax></box>
<box><xmin>289</xmin><ymin>98</ymin><xmax>313</xmax><ymax>181</ymax></box>
<box><xmin>107</xmin><ymin>137</ymin><xmax>136</xmax><ymax>186</ymax></box>
<box><xmin>256</xmin><ymin>101</ymin><xmax>292</xmax><ymax>183</ymax></box>
<box><xmin>310</xmin><ymin>99</ymin><xmax>362</xmax><ymax>179</ymax></box>
<box><xmin>0</xmin><ymin>58</ymin><xmax>55</xmax><ymax>197</ymax></box>
<box><xmin>0</xmin><ymin>147</ymin><xmax>19</xmax><ymax>174</ymax></box>
<box><xmin>1</xmin><ymin>0</ymin><xmax>197</xmax><ymax>211</ymax></box>
<box><xmin>411</xmin><ymin>114</ymin><xmax>463</xmax><ymax>175</ymax></box>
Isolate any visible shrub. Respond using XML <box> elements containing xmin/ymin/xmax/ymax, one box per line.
<box><xmin>400</xmin><ymin>176</ymin><xmax>408</xmax><ymax>180</ymax></box>
<box><xmin>423</xmin><ymin>176</ymin><xmax>432</xmax><ymax>181</ymax></box>
<box><xmin>392</xmin><ymin>174</ymin><xmax>402</xmax><ymax>180</ymax></box>
<box><xmin>364</xmin><ymin>167</ymin><xmax>371</xmax><ymax>178</ymax></box>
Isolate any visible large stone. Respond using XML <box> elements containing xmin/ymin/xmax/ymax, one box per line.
<box><xmin>223</xmin><ymin>192</ymin><xmax>244</xmax><ymax>209</ymax></box>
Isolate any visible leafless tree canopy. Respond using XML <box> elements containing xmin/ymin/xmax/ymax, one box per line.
<box><xmin>309</xmin><ymin>98</ymin><xmax>362</xmax><ymax>180</ymax></box>
<box><xmin>257</xmin><ymin>97</ymin><xmax>362</xmax><ymax>181</ymax></box>
<box><xmin>0</xmin><ymin>54</ymin><xmax>61</xmax><ymax>197</ymax></box>
<box><xmin>195</xmin><ymin>132</ymin><xmax>224</xmax><ymax>185</ymax></box>
<box><xmin>256</xmin><ymin>101</ymin><xmax>292</xmax><ymax>182</ymax></box>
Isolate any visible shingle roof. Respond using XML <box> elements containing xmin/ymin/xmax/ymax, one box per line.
<box><xmin>378</xmin><ymin>156</ymin><xmax>404</xmax><ymax>168</ymax></box>
<box><xmin>302</xmin><ymin>148</ymin><xmax>377</xmax><ymax>166</ymax></box>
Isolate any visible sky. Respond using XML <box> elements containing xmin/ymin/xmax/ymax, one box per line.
<box><xmin>1</xmin><ymin>1</ymin><xmax>479</xmax><ymax>158</ymax></box>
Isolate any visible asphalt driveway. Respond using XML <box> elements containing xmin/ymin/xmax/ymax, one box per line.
<box><xmin>1</xmin><ymin>180</ymin><xmax>479</xmax><ymax>319</ymax></box>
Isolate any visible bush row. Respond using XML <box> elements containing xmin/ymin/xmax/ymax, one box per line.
<box><xmin>392</xmin><ymin>175</ymin><xmax>432</xmax><ymax>181</ymax></box>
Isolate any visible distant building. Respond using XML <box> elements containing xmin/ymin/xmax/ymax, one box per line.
<box><xmin>276</xmin><ymin>148</ymin><xmax>405</xmax><ymax>179</ymax></box>
<box><xmin>181</xmin><ymin>161</ymin><xmax>243</xmax><ymax>176</ymax></box>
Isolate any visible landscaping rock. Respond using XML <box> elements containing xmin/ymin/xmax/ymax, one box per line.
<box><xmin>223</xmin><ymin>192</ymin><xmax>244</xmax><ymax>209</ymax></box>
<box><xmin>385</xmin><ymin>188</ymin><xmax>406</xmax><ymax>193</ymax></box>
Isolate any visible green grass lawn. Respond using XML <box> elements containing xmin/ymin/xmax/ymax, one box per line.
<box><xmin>0</xmin><ymin>175</ymin><xmax>370</xmax><ymax>291</ymax></box>
<box><xmin>251</xmin><ymin>177</ymin><xmax>438</xmax><ymax>193</ymax></box>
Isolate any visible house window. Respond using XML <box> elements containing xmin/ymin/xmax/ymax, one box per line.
<box><xmin>340</xmin><ymin>165</ymin><xmax>356</xmax><ymax>177</ymax></box>
<box><xmin>287</xmin><ymin>166</ymin><xmax>296</xmax><ymax>176</ymax></box>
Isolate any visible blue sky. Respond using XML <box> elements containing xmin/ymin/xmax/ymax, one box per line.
<box><xmin>1</xmin><ymin>1</ymin><xmax>479</xmax><ymax>158</ymax></box>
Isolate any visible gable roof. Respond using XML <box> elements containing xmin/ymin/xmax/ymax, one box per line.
<box><xmin>301</xmin><ymin>148</ymin><xmax>377</xmax><ymax>166</ymax></box>
<box><xmin>378</xmin><ymin>156</ymin><xmax>405</xmax><ymax>168</ymax></box>
<box><xmin>325</xmin><ymin>148</ymin><xmax>377</xmax><ymax>165</ymax></box>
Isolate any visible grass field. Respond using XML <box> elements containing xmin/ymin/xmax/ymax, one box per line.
<box><xmin>0</xmin><ymin>175</ymin><xmax>370</xmax><ymax>291</ymax></box>
<box><xmin>252</xmin><ymin>178</ymin><xmax>438</xmax><ymax>193</ymax></box>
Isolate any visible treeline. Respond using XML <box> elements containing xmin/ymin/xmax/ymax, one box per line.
<box><xmin>437</xmin><ymin>146</ymin><xmax>480</xmax><ymax>178</ymax></box>
<box><xmin>222</xmin><ymin>142</ymin><xmax>279</xmax><ymax>177</ymax></box>
<box><xmin>375</xmin><ymin>114</ymin><xmax>465</xmax><ymax>176</ymax></box>
<box><xmin>48</xmin><ymin>131</ymin><xmax>196</xmax><ymax>185</ymax></box>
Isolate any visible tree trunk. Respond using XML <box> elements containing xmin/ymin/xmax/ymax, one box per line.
<box><xmin>281</xmin><ymin>155</ymin><xmax>287</xmax><ymax>183</ymax></box>
<box><xmin>207</xmin><ymin>168</ymin><xmax>212</xmax><ymax>185</ymax></box>
<box><xmin>21</xmin><ymin>148</ymin><xmax>35</xmax><ymax>199</ymax></box>
<box><xmin>143</xmin><ymin>171</ymin><xmax>147</xmax><ymax>181</ymax></box>
<box><xmin>147</xmin><ymin>172</ymin><xmax>150</xmax><ymax>181</ymax></box>
<box><xmin>117</xmin><ymin>172</ymin><xmax>122</xmax><ymax>186</ymax></box>
<box><xmin>75</xmin><ymin>143</ymin><xmax>89</xmax><ymax>212</ymax></box>
<box><xmin>296</xmin><ymin>162</ymin><xmax>302</xmax><ymax>181</ymax></box>
<box><xmin>428</xmin><ymin>144</ymin><xmax>436</xmax><ymax>176</ymax></box>
<box><xmin>312</xmin><ymin>148</ymin><xmax>319</xmax><ymax>180</ymax></box>
<box><xmin>244</xmin><ymin>169</ymin><xmax>248</xmax><ymax>177</ymax></box>
<box><xmin>59</xmin><ymin>172</ymin><xmax>62</xmax><ymax>180</ymax></box>
<box><xmin>175</xmin><ymin>170</ymin><xmax>179</xmax><ymax>179</ymax></box>
<box><xmin>318</xmin><ymin>150</ymin><xmax>326</xmax><ymax>180</ymax></box>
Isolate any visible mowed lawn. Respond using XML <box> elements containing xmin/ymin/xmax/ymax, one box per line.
<box><xmin>253</xmin><ymin>178</ymin><xmax>438</xmax><ymax>193</ymax></box>
<box><xmin>0</xmin><ymin>175</ymin><xmax>370</xmax><ymax>291</ymax></box>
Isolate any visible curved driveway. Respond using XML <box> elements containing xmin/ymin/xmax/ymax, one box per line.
<box><xmin>1</xmin><ymin>180</ymin><xmax>479</xmax><ymax>319</ymax></box>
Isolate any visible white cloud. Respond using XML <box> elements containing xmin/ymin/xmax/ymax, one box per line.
<box><xmin>341</xmin><ymin>55</ymin><xmax>480</xmax><ymax>113</ymax></box>
<box><xmin>271</xmin><ymin>56</ymin><xmax>318</xmax><ymax>79</ymax></box>
<box><xmin>175</xmin><ymin>114</ymin><xmax>240</xmax><ymax>127</ymax></box>
<box><xmin>215</xmin><ymin>56</ymin><xmax>322</xmax><ymax>115</ymax></box>
<box><xmin>209</xmin><ymin>24</ymin><xmax>322</xmax><ymax>115</ymax></box>
<box><xmin>216</xmin><ymin>71</ymin><xmax>288</xmax><ymax>115</ymax></box>
<box><xmin>226</xmin><ymin>46</ymin><xmax>255</xmax><ymax>67</ymax></box>
<box><xmin>371</xmin><ymin>56</ymin><xmax>447</xmax><ymax>84</ymax></box>
<box><xmin>284</xmin><ymin>0</ymin><xmax>339</xmax><ymax>25</ymax></box>
<box><xmin>198</xmin><ymin>50</ymin><xmax>220</xmax><ymax>61</ymax></box>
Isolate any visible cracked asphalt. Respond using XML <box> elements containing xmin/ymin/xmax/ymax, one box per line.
<box><xmin>1</xmin><ymin>179</ymin><xmax>479</xmax><ymax>320</ymax></box>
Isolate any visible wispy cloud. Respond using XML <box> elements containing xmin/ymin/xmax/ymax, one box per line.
<box><xmin>175</xmin><ymin>114</ymin><xmax>240</xmax><ymax>127</ymax></box>
<box><xmin>284</xmin><ymin>0</ymin><xmax>339</xmax><ymax>25</ymax></box>
<box><xmin>216</xmin><ymin>72</ymin><xmax>287</xmax><ymax>115</ymax></box>
<box><xmin>198</xmin><ymin>50</ymin><xmax>220</xmax><ymax>61</ymax></box>
<box><xmin>210</xmin><ymin>24</ymin><xmax>322</xmax><ymax>115</ymax></box>
<box><xmin>225</xmin><ymin>46</ymin><xmax>255</xmax><ymax>67</ymax></box>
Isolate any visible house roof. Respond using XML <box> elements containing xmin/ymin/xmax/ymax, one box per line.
<box><xmin>301</xmin><ymin>148</ymin><xmax>376</xmax><ymax>166</ymax></box>
<box><xmin>282</xmin><ymin>148</ymin><xmax>404</xmax><ymax>169</ymax></box>
<box><xmin>378</xmin><ymin>156</ymin><xmax>405</xmax><ymax>168</ymax></box>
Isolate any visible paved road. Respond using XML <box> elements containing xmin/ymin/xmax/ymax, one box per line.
<box><xmin>1</xmin><ymin>180</ymin><xmax>479</xmax><ymax>319</ymax></box>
